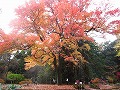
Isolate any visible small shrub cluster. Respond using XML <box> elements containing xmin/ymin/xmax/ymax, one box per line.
<box><xmin>89</xmin><ymin>83</ymin><xmax>99</xmax><ymax>89</ymax></box>
<box><xmin>107</xmin><ymin>75</ymin><xmax>117</xmax><ymax>83</ymax></box>
<box><xmin>89</xmin><ymin>78</ymin><xmax>100</xmax><ymax>89</ymax></box>
<box><xmin>0</xmin><ymin>78</ymin><xmax>5</xmax><ymax>84</ymax></box>
<box><xmin>90</xmin><ymin>78</ymin><xmax>100</xmax><ymax>83</ymax></box>
<box><xmin>7</xmin><ymin>84</ymin><xmax>21</xmax><ymax>90</ymax></box>
<box><xmin>7</xmin><ymin>73</ymin><xmax>25</xmax><ymax>84</ymax></box>
<box><xmin>19</xmin><ymin>79</ymin><xmax>32</xmax><ymax>85</ymax></box>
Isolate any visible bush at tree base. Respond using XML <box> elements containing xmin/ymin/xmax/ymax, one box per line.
<box><xmin>7</xmin><ymin>72</ymin><xmax>25</xmax><ymax>84</ymax></box>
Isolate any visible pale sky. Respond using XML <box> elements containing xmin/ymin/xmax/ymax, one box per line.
<box><xmin>0</xmin><ymin>0</ymin><xmax>29</xmax><ymax>33</ymax></box>
<box><xmin>0</xmin><ymin>0</ymin><xmax>119</xmax><ymax>43</ymax></box>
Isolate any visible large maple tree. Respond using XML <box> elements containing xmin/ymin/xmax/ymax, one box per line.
<box><xmin>1</xmin><ymin>0</ymin><xmax>120</xmax><ymax>84</ymax></box>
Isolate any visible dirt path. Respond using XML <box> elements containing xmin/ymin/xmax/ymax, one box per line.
<box><xmin>20</xmin><ymin>84</ymin><xmax>75</xmax><ymax>90</ymax></box>
<box><xmin>2</xmin><ymin>84</ymin><xmax>120</xmax><ymax>90</ymax></box>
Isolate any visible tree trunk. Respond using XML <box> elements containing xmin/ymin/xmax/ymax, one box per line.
<box><xmin>57</xmin><ymin>55</ymin><xmax>62</xmax><ymax>85</ymax></box>
<box><xmin>53</xmin><ymin>54</ymin><xmax>62</xmax><ymax>85</ymax></box>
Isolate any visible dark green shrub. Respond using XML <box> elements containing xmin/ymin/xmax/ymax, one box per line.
<box><xmin>7</xmin><ymin>73</ymin><xmax>25</xmax><ymax>84</ymax></box>
<box><xmin>89</xmin><ymin>83</ymin><xmax>100</xmax><ymax>89</ymax></box>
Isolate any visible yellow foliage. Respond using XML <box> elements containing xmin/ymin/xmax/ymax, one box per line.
<box><xmin>114</xmin><ymin>41</ymin><xmax>120</xmax><ymax>56</ymax></box>
<box><xmin>62</xmin><ymin>38</ymin><xmax>78</xmax><ymax>50</ymax></box>
<box><xmin>81</xmin><ymin>59</ymin><xmax>88</xmax><ymax>63</ymax></box>
<box><xmin>71</xmin><ymin>50</ymin><xmax>82</xmax><ymax>57</ymax></box>
<box><xmin>41</xmin><ymin>55</ymin><xmax>50</xmax><ymax>64</ymax></box>
<box><xmin>48</xmin><ymin>58</ymin><xmax>54</xmax><ymax>65</ymax></box>
<box><xmin>24</xmin><ymin>35</ymin><xmax>90</xmax><ymax>70</ymax></box>
<box><xmin>73</xmin><ymin>60</ymin><xmax>79</xmax><ymax>66</ymax></box>
<box><xmin>83</xmin><ymin>44</ymin><xmax>90</xmax><ymax>51</ymax></box>
<box><xmin>34</xmin><ymin>50</ymin><xmax>44</xmax><ymax>58</ymax></box>
<box><xmin>79</xmin><ymin>43</ymin><xmax>90</xmax><ymax>51</ymax></box>
<box><xmin>24</xmin><ymin>57</ymin><xmax>35</xmax><ymax>70</ymax></box>
<box><xmin>71</xmin><ymin>49</ymin><xmax>87</xmax><ymax>64</ymax></box>
<box><xmin>24</xmin><ymin>56</ymin><xmax>42</xmax><ymax>70</ymax></box>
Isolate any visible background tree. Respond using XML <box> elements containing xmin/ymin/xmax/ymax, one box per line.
<box><xmin>99</xmin><ymin>40</ymin><xmax>120</xmax><ymax>82</ymax></box>
<box><xmin>0</xmin><ymin>53</ymin><xmax>10</xmax><ymax>81</ymax></box>
<box><xmin>74</xmin><ymin>41</ymin><xmax>106</xmax><ymax>83</ymax></box>
<box><xmin>102</xmin><ymin>41</ymin><xmax>118</xmax><ymax>69</ymax></box>
<box><xmin>112</xmin><ymin>39</ymin><xmax>120</xmax><ymax>72</ymax></box>
<box><xmin>114</xmin><ymin>39</ymin><xmax>120</xmax><ymax>57</ymax></box>
<box><xmin>10</xmin><ymin>50</ymin><xmax>31</xmax><ymax>74</ymax></box>
<box><xmin>36</xmin><ymin>64</ymin><xmax>54</xmax><ymax>84</ymax></box>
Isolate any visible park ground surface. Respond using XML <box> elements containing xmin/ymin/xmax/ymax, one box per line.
<box><xmin>2</xmin><ymin>84</ymin><xmax>120</xmax><ymax>90</ymax></box>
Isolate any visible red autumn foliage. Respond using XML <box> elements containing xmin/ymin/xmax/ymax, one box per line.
<box><xmin>0</xmin><ymin>0</ymin><xmax>120</xmax><ymax>68</ymax></box>
<box><xmin>106</xmin><ymin>8</ymin><xmax>120</xmax><ymax>16</ymax></box>
<box><xmin>116</xmin><ymin>72</ymin><xmax>120</xmax><ymax>80</ymax></box>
